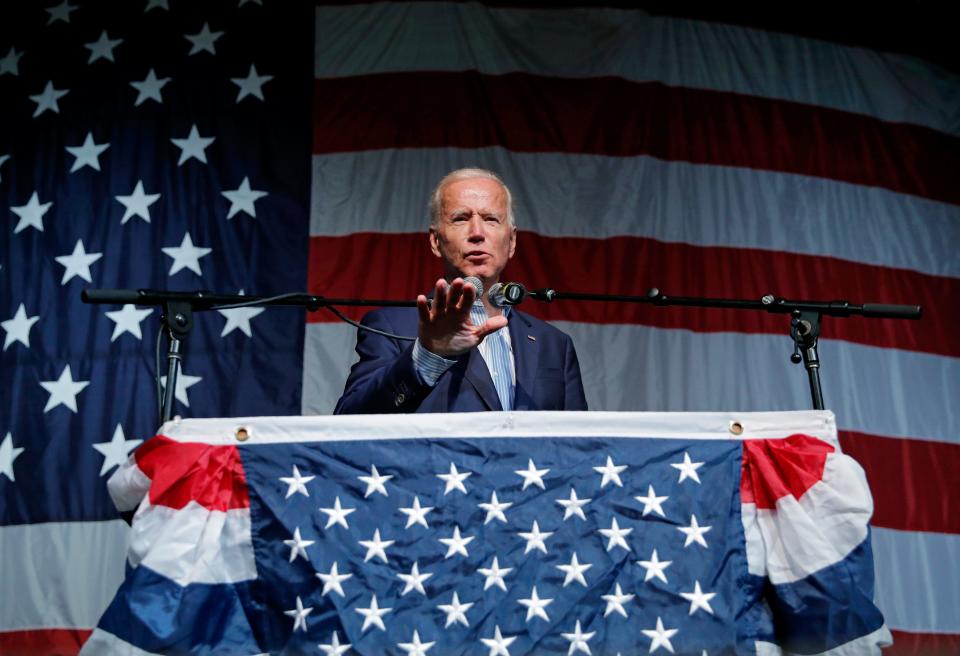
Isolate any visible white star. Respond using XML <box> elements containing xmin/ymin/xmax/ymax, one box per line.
<box><xmin>636</xmin><ymin>549</ymin><xmax>672</xmax><ymax>584</ymax></box>
<box><xmin>231</xmin><ymin>64</ymin><xmax>273</xmax><ymax>102</ymax></box>
<box><xmin>279</xmin><ymin>464</ymin><xmax>314</xmax><ymax>498</ymax></box>
<box><xmin>144</xmin><ymin>0</ymin><xmax>168</xmax><ymax>11</ymax></box>
<box><xmin>217</xmin><ymin>290</ymin><xmax>264</xmax><ymax>337</ymax></box>
<box><xmin>598</xmin><ymin>517</ymin><xmax>632</xmax><ymax>552</ymax></box>
<box><xmin>634</xmin><ymin>484</ymin><xmax>668</xmax><ymax>518</ymax></box>
<box><xmin>92</xmin><ymin>424</ymin><xmax>142</xmax><ymax>476</ymax></box>
<box><xmin>283</xmin><ymin>595</ymin><xmax>312</xmax><ymax>632</ymax></box>
<box><xmin>437</xmin><ymin>462</ymin><xmax>471</xmax><ymax>495</ymax></box>
<box><xmin>437</xmin><ymin>591</ymin><xmax>473</xmax><ymax>628</ymax></box>
<box><xmin>159</xmin><ymin>372</ymin><xmax>202</xmax><ymax>407</ymax></box>
<box><xmin>601</xmin><ymin>583</ymin><xmax>635</xmax><ymax>618</ymax></box>
<box><xmin>355</xmin><ymin>594</ymin><xmax>391</xmax><ymax>633</ymax></box>
<box><xmin>439</xmin><ymin>525</ymin><xmax>474</xmax><ymax>559</ymax></box>
<box><xmin>514</xmin><ymin>458</ymin><xmax>549</xmax><ymax>490</ymax></box>
<box><xmin>397</xmin><ymin>629</ymin><xmax>435</xmax><ymax>656</ymax></box>
<box><xmin>642</xmin><ymin>617</ymin><xmax>679</xmax><ymax>654</ymax></box>
<box><xmin>358</xmin><ymin>464</ymin><xmax>393</xmax><ymax>498</ymax></box>
<box><xmin>184</xmin><ymin>22</ymin><xmax>223</xmax><ymax>56</ymax></box>
<box><xmin>678</xmin><ymin>514</ymin><xmax>712</xmax><ymax>548</ymax></box>
<box><xmin>671</xmin><ymin>451</ymin><xmax>704</xmax><ymax>484</ymax></box>
<box><xmin>399</xmin><ymin>495</ymin><xmax>434</xmax><ymax>529</ymax></box>
<box><xmin>221</xmin><ymin>176</ymin><xmax>268</xmax><ymax>219</ymax></box>
<box><xmin>171</xmin><ymin>124</ymin><xmax>215</xmax><ymax>166</ymax></box>
<box><xmin>283</xmin><ymin>526</ymin><xmax>314</xmax><ymax>562</ymax></box>
<box><xmin>556</xmin><ymin>552</ymin><xmax>592</xmax><ymax>588</ymax></box>
<box><xmin>318</xmin><ymin>631</ymin><xmax>351</xmax><ymax>656</ymax></box>
<box><xmin>561</xmin><ymin>620</ymin><xmax>596</xmax><ymax>656</ymax></box>
<box><xmin>0</xmin><ymin>154</ymin><xmax>8</xmax><ymax>182</ymax></box>
<box><xmin>65</xmin><ymin>132</ymin><xmax>109</xmax><ymax>172</ymax></box>
<box><xmin>162</xmin><ymin>232</ymin><xmax>212</xmax><ymax>276</ymax></box>
<box><xmin>29</xmin><ymin>81</ymin><xmax>68</xmax><ymax>117</ymax></box>
<box><xmin>556</xmin><ymin>487</ymin><xmax>591</xmax><ymax>521</ymax></box>
<box><xmin>55</xmin><ymin>239</ymin><xmax>102</xmax><ymax>284</ymax></box>
<box><xmin>478</xmin><ymin>556</ymin><xmax>512</xmax><ymax>591</ymax></box>
<box><xmin>593</xmin><ymin>455</ymin><xmax>627</xmax><ymax>488</ymax></box>
<box><xmin>0</xmin><ymin>433</ymin><xmax>25</xmax><ymax>482</ymax></box>
<box><xmin>478</xmin><ymin>490</ymin><xmax>512</xmax><ymax>524</ymax></box>
<box><xmin>480</xmin><ymin>625</ymin><xmax>516</xmax><ymax>656</ymax></box>
<box><xmin>518</xmin><ymin>520</ymin><xmax>553</xmax><ymax>555</ymax></box>
<box><xmin>318</xmin><ymin>496</ymin><xmax>356</xmax><ymax>529</ymax></box>
<box><xmin>11</xmin><ymin>191</ymin><xmax>52</xmax><ymax>233</ymax></box>
<box><xmin>39</xmin><ymin>365</ymin><xmax>89</xmax><ymax>413</ymax></box>
<box><xmin>46</xmin><ymin>1</ymin><xmax>77</xmax><ymax>24</ymax></box>
<box><xmin>315</xmin><ymin>561</ymin><xmax>352</xmax><ymax>597</ymax></box>
<box><xmin>130</xmin><ymin>69</ymin><xmax>170</xmax><ymax>106</ymax></box>
<box><xmin>680</xmin><ymin>580</ymin><xmax>717</xmax><ymax>615</ymax></box>
<box><xmin>115</xmin><ymin>180</ymin><xmax>161</xmax><ymax>223</ymax></box>
<box><xmin>397</xmin><ymin>561</ymin><xmax>433</xmax><ymax>596</ymax></box>
<box><xmin>359</xmin><ymin>528</ymin><xmax>395</xmax><ymax>563</ymax></box>
<box><xmin>0</xmin><ymin>48</ymin><xmax>23</xmax><ymax>76</ymax></box>
<box><xmin>84</xmin><ymin>30</ymin><xmax>123</xmax><ymax>64</ymax></box>
<box><xmin>517</xmin><ymin>586</ymin><xmax>553</xmax><ymax>623</ymax></box>
<box><xmin>105</xmin><ymin>304</ymin><xmax>153</xmax><ymax>342</ymax></box>
<box><xmin>2</xmin><ymin>304</ymin><xmax>40</xmax><ymax>350</ymax></box>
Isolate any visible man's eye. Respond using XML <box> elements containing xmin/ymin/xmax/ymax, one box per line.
<box><xmin>485</xmin><ymin>216</ymin><xmax>501</xmax><ymax>224</ymax></box>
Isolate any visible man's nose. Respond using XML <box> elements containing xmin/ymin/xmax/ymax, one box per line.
<box><xmin>467</xmin><ymin>214</ymin><xmax>485</xmax><ymax>240</ymax></box>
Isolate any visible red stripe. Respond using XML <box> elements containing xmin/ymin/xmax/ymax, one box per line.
<box><xmin>840</xmin><ymin>430</ymin><xmax>960</xmax><ymax>534</ymax></box>
<box><xmin>135</xmin><ymin>436</ymin><xmax>250</xmax><ymax>511</ymax></box>
<box><xmin>306</xmin><ymin>233</ymin><xmax>957</xmax><ymax>357</ymax></box>
<box><xmin>313</xmin><ymin>72</ymin><xmax>960</xmax><ymax>206</ymax></box>
<box><xmin>0</xmin><ymin>628</ymin><xmax>91</xmax><ymax>656</ymax></box>
<box><xmin>887</xmin><ymin>630</ymin><xmax>960</xmax><ymax>656</ymax></box>
<box><xmin>740</xmin><ymin>435</ymin><xmax>833</xmax><ymax>509</ymax></box>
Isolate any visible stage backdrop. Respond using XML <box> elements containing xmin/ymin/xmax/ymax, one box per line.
<box><xmin>0</xmin><ymin>1</ymin><xmax>957</xmax><ymax>654</ymax></box>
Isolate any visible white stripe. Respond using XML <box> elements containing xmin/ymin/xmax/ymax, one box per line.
<box><xmin>756</xmin><ymin>626</ymin><xmax>893</xmax><ymax>655</ymax></box>
<box><xmin>311</xmin><ymin>150</ymin><xmax>960</xmax><ymax>278</ymax></box>
<box><xmin>107</xmin><ymin>456</ymin><xmax>151</xmax><ymax>512</ymax></box>
<box><xmin>303</xmin><ymin>322</ymin><xmax>960</xmax><ymax>445</ymax></box>
<box><xmin>160</xmin><ymin>410</ymin><xmax>837</xmax><ymax>445</ymax></box>
<box><xmin>872</xmin><ymin>527</ymin><xmax>960</xmax><ymax>633</ymax></box>
<box><xmin>743</xmin><ymin>453</ymin><xmax>872</xmax><ymax>583</ymax></box>
<box><xmin>315</xmin><ymin>4</ymin><xmax>960</xmax><ymax>135</ymax></box>
<box><xmin>0</xmin><ymin>520</ymin><xmax>128</xmax><ymax>631</ymax></box>
<box><xmin>79</xmin><ymin>629</ymin><xmax>269</xmax><ymax>656</ymax></box>
<box><xmin>129</xmin><ymin>501</ymin><xmax>256</xmax><ymax>586</ymax></box>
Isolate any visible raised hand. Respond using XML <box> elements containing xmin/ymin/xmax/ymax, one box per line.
<box><xmin>417</xmin><ymin>278</ymin><xmax>507</xmax><ymax>357</ymax></box>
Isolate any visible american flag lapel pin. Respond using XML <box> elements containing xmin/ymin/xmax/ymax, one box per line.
<box><xmin>527</xmin><ymin>335</ymin><xmax>536</xmax><ymax>341</ymax></box>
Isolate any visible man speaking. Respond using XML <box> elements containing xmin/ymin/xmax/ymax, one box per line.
<box><xmin>335</xmin><ymin>168</ymin><xmax>587</xmax><ymax>414</ymax></box>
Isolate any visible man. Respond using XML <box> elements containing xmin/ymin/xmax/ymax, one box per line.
<box><xmin>335</xmin><ymin>168</ymin><xmax>587</xmax><ymax>413</ymax></box>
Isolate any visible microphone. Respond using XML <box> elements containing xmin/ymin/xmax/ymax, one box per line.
<box><xmin>462</xmin><ymin>276</ymin><xmax>483</xmax><ymax>299</ymax></box>
<box><xmin>488</xmin><ymin>281</ymin><xmax>527</xmax><ymax>307</ymax></box>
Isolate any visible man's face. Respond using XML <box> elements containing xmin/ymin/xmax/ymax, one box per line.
<box><xmin>430</xmin><ymin>177</ymin><xmax>516</xmax><ymax>285</ymax></box>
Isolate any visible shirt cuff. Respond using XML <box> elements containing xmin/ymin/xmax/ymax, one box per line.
<box><xmin>412</xmin><ymin>339</ymin><xmax>457</xmax><ymax>387</ymax></box>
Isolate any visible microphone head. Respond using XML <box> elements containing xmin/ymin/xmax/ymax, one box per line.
<box><xmin>488</xmin><ymin>282</ymin><xmax>506</xmax><ymax>308</ymax></box>
<box><xmin>462</xmin><ymin>276</ymin><xmax>483</xmax><ymax>299</ymax></box>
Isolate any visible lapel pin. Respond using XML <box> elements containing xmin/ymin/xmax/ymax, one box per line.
<box><xmin>527</xmin><ymin>335</ymin><xmax>536</xmax><ymax>341</ymax></box>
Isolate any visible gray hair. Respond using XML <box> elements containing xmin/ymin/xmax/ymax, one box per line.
<box><xmin>429</xmin><ymin>168</ymin><xmax>515</xmax><ymax>228</ymax></box>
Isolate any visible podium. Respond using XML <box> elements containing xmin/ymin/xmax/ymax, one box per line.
<box><xmin>82</xmin><ymin>411</ymin><xmax>891</xmax><ymax>655</ymax></box>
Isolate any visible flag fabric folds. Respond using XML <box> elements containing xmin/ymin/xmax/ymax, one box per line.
<box><xmin>84</xmin><ymin>410</ymin><xmax>889</xmax><ymax>655</ymax></box>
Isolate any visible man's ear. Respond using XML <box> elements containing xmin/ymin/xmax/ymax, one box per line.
<box><xmin>429</xmin><ymin>228</ymin><xmax>442</xmax><ymax>258</ymax></box>
<box><xmin>508</xmin><ymin>226</ymin><xmax>517</xmax><ymax>259</ymax></box>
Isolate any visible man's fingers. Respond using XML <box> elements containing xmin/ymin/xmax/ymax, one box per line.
<box><xmin>474</xmin><ymin>316</ymin><xmax>508</xmax><ymax>340</ymax></box>
<box><xmin>432</xmin><ymin>279</ymin><xmax>448</xmax><ymax>316</ymax></box>
<box><xmin>457</xmin><ymin>278</ymin><xmax>476</xmax><ymax>311</ymax></box>
<box><xmin>416</xmin><ymin>295</ymin><xmax>431</xmax><ymax>323</ymax></box>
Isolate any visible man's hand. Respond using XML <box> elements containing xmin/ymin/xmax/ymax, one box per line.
<box><xmin>417</xmin><ymin>278</ymin><xmax>507</xmax><ymax>357</ymax></box>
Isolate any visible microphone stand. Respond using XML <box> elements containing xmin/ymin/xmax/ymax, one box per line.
<box><xmin>521</xmin><ymin>287</ymin><xmax>922</xmax><ymax>411</ymax></box>
<box><xmin>81</xmin><ymin>289</ymin><xmax>417</xmax><ymax>425</ymax></box>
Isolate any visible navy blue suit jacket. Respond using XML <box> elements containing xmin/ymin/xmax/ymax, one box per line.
<box><xmin>334</xmin><ymin>307</ymin><xmax>588</xmax><ymax>414</ymax></box>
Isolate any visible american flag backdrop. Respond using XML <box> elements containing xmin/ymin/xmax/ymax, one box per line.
<box><xmin>0</xmin><ymin>1</ymin><xmax>958</xmax><ymax>654</ymax></box>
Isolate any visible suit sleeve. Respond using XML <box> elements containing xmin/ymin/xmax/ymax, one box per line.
<box><xmin>563</xmin><ymin>333</ymin><xmax>589</xmax><ymax>410</ymax></box>
<box><xmin>334</xmin><ymin>311</ymin><xmax>433</xmax><ymax>414</ymax></box>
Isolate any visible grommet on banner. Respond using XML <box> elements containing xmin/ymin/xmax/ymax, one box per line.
<box><xmin>729</xmin><ymin>421</ymin><xmax>744</xmax><ymax>435</ymax></box>
<box><xmin>235</xmin><ymin>427</ymin><xmax>250</xmax><ymax>442</ymax></box>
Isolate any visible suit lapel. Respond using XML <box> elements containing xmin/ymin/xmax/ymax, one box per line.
<box><xmin>462</xmin><ymin>346</ymin><xmax>501</xmax><ymax>411</ymax></box>
<box><xmin>509</xmin><ymin>311</ymin><xmax>539</xmax><ymax>411</ymax></box>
